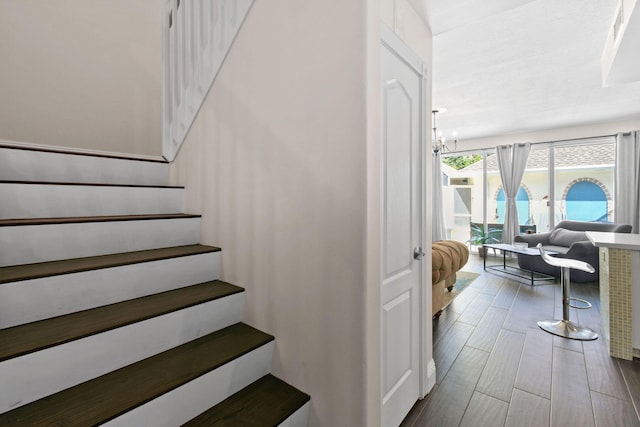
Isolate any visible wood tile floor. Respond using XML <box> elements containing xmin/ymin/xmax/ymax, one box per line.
<box><xmin>402</xmin><ymin>254</ymin><xmax>640</xmax><ymax>427</ymax></box>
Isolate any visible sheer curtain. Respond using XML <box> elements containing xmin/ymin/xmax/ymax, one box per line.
<box><xmin>615</xmin><ymin>131</ymin><xmax>640</xmax><ymax>233</ymax></box>
<box><xmin>496</xmin><ymin>143</ymin><xmax>531</xmax><ymax>243</ymax></box>
<box><xmin>432</xmin><ymin>151</ymin><xmax>446</xmax><ymax>242</ymax></box>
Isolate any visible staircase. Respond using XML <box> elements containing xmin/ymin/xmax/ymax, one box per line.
<box><xmin>0</xmin><ymin>145</ymin><xmax>310</xmax><ymax>426</ymax></box>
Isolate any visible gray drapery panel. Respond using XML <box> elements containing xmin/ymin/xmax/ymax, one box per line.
<box><xmin>432</xmin><ymin>151</ymin><xmax>446</xmax><ymax>242</ymax></box>
<box><xmin>615</xmin><ymin>132</ymin><xmax>640</xmax><ymax>233</ymax></box>
<box><xmin>496</xmin><ymin>143</ymin><xmax>531</xmax><ymax>244</ymax></box>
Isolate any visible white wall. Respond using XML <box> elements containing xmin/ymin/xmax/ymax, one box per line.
<box><xmin>171</xmin><ymin>1</ymin><xmax>433</xmax><ymax>424</ymax></box>
<box><xmin>366</xmin><ymin>2</ymin><xmax>384</xmax><ymax>425</ymax></box>
<box><xmin>0</xmin><ymin>0</ymin><xmax>163</xmax><ymax>157</ymax></box>
<box><xmin>171</xmin><ymin>1</ymin><xmax>370</xmax><ymax>425</ymax></box>
<box><xmin>381</xmin><ymin>0</ymin><xmax>431</xmax><ymax>61</ymax></box>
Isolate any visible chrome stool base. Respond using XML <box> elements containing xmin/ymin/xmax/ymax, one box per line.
<box><xmin>569</xmin><ymin>297</ymin><xmax>592</xmax><ymax>310</ymax></box>
<box><xmin>537</xmin><ymin>319</ymin><xmax>598</xmax><ymax>341</ymax></box>
<box><xmin>535</xmin><ymin>244</ymin><xmax>598</xmax><ymax>341</ymax></box>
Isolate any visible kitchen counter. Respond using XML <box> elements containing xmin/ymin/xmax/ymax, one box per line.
<box><xmin>586</xmin><ymin>231</ymin><xmax>640</xmax><ymax>360</ymax></box>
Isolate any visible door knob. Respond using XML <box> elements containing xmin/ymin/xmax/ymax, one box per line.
<box><xmin>414</xmin><ymin>247</ymin><xmax>425</xmax><ymax>260</ymax></box>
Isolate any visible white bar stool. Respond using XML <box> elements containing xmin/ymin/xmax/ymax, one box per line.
<box><xmin>536</xmin><ymin>243</ymin><xmax>598</xmax><ymax>341</ymax></box>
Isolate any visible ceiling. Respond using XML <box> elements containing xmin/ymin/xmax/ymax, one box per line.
<box><xmin>428</xmin><ymin>0</ymin><xmax>640</xmax><ymax>143</ymax></box>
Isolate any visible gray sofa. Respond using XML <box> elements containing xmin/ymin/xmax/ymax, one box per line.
<box><xmin>514</xmin><ymin>220</ymin><xmax>632</xmax><ymax>282</ymax></box>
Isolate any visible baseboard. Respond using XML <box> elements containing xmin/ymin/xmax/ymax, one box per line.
<box><xmin>424</xmin><ymin>358</ymin><xmax>436</xmax><ymax>397</ymax></box>
<box><xmin>0</xmin><ymin>139</ymin><xmax>166</xmax><ymax>163</ymax></box>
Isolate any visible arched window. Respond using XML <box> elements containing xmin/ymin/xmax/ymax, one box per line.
<box><xmin>566</xmin><ymin>181</ymin><xmax>608</xmax><ymax>222</ymax></box>
<box><xmin>496</xmin><ymin>187</ymin><xmax>530</xmax><ymax>225</ymax></box>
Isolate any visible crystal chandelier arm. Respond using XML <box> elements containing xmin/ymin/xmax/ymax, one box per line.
<box><xmin>432</xmin><ymin>109</ymin><xmax>458</xmax><ymax>153</ymax></box>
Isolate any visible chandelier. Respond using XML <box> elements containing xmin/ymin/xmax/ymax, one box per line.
<box><xmin>432</xmin><ymin>109</ymin><xmax>458</xmax><ymax>153</ymax></box>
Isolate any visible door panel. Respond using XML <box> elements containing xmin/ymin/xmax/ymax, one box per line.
<box><xmin>383</xmin><ymin>290</ymin><xmax>413</xmax><ymax>396</ymax></box>
<box><xmin>383</xmin><ymin>81</ymin><xmax>413</xmax><ymax>278</ymax></box>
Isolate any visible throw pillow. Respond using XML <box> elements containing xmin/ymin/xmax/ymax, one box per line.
<box><xmin>549</xmin><ymin>228</ymin><xmax>588</xmax><ymax>247</ymax></box>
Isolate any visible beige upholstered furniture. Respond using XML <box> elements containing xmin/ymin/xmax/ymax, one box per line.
<box><xmin>432</xmin><ymin>240</ymin><xmax>469</xmax><ymax>316</ymax></box>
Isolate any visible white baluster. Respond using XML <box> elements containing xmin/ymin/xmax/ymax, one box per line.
<box><xmin>163</xmin><ymin>0</ymin><xmax>255</xmax><ymax>160</ymax></box>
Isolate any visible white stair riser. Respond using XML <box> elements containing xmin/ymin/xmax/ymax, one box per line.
<box><xmin>0</xmin><ymin>184</ymin><xmax>184</xmax><ymax>219</ymax></box>
<box><xmin>0</xmin><ymin>252</ymin><xmax>220</xmax><ymax>328</ymax></box>
<box><xmin>0</xmin><ymin>218</ymin><xmax>201</xmax><ymax>266</ymax></box>
<box><xmin>279</xmin><ymin>402</ymin><xmax>311</xmax><ymax>427</ymax></box>
<box><xmin>0</xmin><ymin>295</ymin><xmax>245</xmax><ymax>414</ymax></box>
<box><xmin>0</xmin><ymin>148</ymin><xmax>169</xmax><ymax>186</ymax></box>
<box><xmin>104</xmin><ymin>343</ymin><xmax>274</xmax><ymax>427</ymax></box>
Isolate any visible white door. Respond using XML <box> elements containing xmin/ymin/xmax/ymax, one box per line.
<box><xmin>380</xmin><ymin>30</ymin><xmax>424</xmax><ymax>426</ymax></box>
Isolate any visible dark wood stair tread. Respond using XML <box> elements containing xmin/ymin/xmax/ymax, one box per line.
<box><xmin>183</xmin><ymin>374</ymin><xmax>310</xmax><ymax>426</ymax></box>
<box><xmin>0</xmin><ymin>244</ymin><xmax>220</xmax><ymax>284</ymax></box>
<box><xmin>0</xmin><ymin>280</ymin><xmax>243</xmax><ymax>362</ymax></box>
<box><xmin>0</xmin><ymin>323</ymin><xmax>273</xmax><ymax>426</ymax></box>
<box><xmin>0</xmin><ymin>179</ymin><xmax>184</xmax><ymax>189</ymax></box>
<box><xmin>0</xmin><ymin>213</ymin><xmax>201</xmax><ymax>227</ymax></box>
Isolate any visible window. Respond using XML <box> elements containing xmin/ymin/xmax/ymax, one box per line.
<box><xmin>439</xmin><ymin>136</ymin><xmax>615</xmax><ymax>252</ymax></box>
<box><xmin>555</xmin><ymin>141</ymin><xmax>615</xmax><ymax>224</ymax></box>
<box><xmin>495</xmin><ymin>186</ymin><xmax>530</xmax><ymax>225</ymax></box>
<box><xmin>565</xmin><ymin>180</ymin><xmax>609</xmax><ymax>222</ymax></box>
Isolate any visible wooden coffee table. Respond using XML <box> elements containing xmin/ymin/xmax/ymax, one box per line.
<box><xmin>483</xmin><ymin>243</ymin><xmax>557</xmax><ymax>286</ymax></box>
